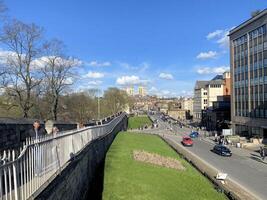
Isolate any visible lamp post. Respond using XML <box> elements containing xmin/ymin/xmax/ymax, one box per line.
<box><xmin>97</xmin><ymin>89</ymin><xmax>101</xmax><ymax>120</ymax></box>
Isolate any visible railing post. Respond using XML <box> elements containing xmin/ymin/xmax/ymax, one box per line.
<box><xmin>3</xmin><ymin>151</ymin><xmax>7</xmax><ymax>200</ymax></box>
<box><xmin>55</xmin><ymin>145</ymin><xmax>61</xmax><ymax>173</ymax></box>
<box><xmin>12</xmin><ymin>150</ymin><xmax>18</xmax><ymax>200</ymax></box>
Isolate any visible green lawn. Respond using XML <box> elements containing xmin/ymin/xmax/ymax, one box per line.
<box><xmin>128</xmin><ymin>115</ymin><xmax>152</xmax><ymax>129</ymax></box>
<box><xmin>103</xmin><ymin>132</ymin><xmax>226</xmax><ymax>200</ymax></box>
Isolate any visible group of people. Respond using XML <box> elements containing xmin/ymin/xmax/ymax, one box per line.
<box><xmin>28</xmin><ymin>120</ymin><xmax>59</xmax><ymax>140</ymax></box>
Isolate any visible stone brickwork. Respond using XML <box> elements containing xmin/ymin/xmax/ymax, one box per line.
<box><xmin>32</xmin><ymin>115</ymin><xmax>128</xmax><ymax>200</ymax></box>
<box><xmin>0</xmin><ymin>118</ymin><xmax>78</xmax><ymax>151</ymax></box>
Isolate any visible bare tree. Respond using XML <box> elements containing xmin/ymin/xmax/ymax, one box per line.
<box><xmin>0</xmin><ymin>20</ymin><xmax>44</xmax><ymax>118</ymax></box>
<box><xmin>0</xmin><ymin>0</ymin><xmax>7</xmax><ymax>20</ymax></box>
<box><xmin>103</xmin><ymin>87</ymin><xmax>129</xmax><ymax>114</ymax></box>
<box><xmin>41</xmin><ymin>39</ymin><xmax>78</xmax><ymax>121</ymax></box>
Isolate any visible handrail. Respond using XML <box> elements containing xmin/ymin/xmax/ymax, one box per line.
<box><xmin>0</xmin><ymin>112</ymin><xmax>126</xmax><ymax>200</ymax></box>
<box><xmin>0</xmin><ymin>112</ymin><xmax>124</xmax><ymax>168</ymax></box>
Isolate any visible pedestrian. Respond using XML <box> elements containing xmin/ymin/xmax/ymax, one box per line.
<box><xmin>260</xmin><ymin>146</ymin><xmax>265</xmax><ymax>160</ymax></box>
<box><xmin>52</xmin><ymin>126</ymin><xmax>59</xmax><ymax>136</ymax></box>
<box><xmin>28</xmin><ymin>120</ymin><xmax>47</xmax><ymax>140</ymax></box>
<box><xmin>28</xmin><ymin>120</ymin><xmax>47</xmax><ymax>176</ymax></box>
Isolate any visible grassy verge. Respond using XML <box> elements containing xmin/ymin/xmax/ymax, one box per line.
<box><xmin>128</xmin><ymin>115</ymin><xmax>152</xmax><ymax>129</ymax></box>
<box><xmin>103</xmin><ymin>132</ymin><xmax>226</xmax><ymax>200</ymax></box>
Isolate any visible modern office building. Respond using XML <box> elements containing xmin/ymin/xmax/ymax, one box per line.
<box><xmin>229</xmin><ymin>10</ymin><xmax>267</xmax><ymax>139</ymax></box>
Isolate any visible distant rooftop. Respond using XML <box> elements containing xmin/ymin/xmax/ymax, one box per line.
<box><xmin>194</xmin><ymin>81</ymin><xmax>209</xmax><ymax>90</ymax></box>
<box><xmin>211</xmin><ymin>75</ymin><xmax>223</xmax><ymax>80</ymax></box>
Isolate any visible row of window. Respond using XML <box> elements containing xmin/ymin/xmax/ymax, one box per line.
<box><xmin>234</xmin><ymin>51</ymin><xmax>267</xmax><ymax>68</ymax></box>
<box><xmin>234</xmin><ymin>43</ymin><xmax>267</xmax><ymax>60</ymax></box>
<box><xmin>209</xmin><ymin>84</ymin><xmax>221</xmax><ymax>88</ymax></box>
<box><xmin>235</xmin><ymin>93</ymin><xmax>267</xmax><ymax>102</ymax></box>
<box><xmin>235</xmin><ymin>125</ymin><xmax>261</xmax><ymax>137</ymax></box>
<box><xmin>249</xmin><ymin>25</ymin><xmax>267</xmax><ymax>40</ymax></box>
<box><xmin>234</xmin><ymin>63</ymin><xmax>267</xmax><ymax>74</ymax></box>
<box><xmin>235</xmin><ymin>108</ymin><xmax>267</xmax><ymax>119</ymax></box>
<box><xmin>235</xmin><ymin>84</ymin><xmax>267</xmax><ymax>93</ymax></box>
<box><xmin>234</xmin><ymin>76</ymin><xmax>267</xmax><ymax>88</ymax></box>
<box><xmin>233</xmin><ymin>25</ymin><xmax>267</xmax><ymax>47</ymax></box>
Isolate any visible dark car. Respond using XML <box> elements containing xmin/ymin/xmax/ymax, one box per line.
<box><xmin>181</xmin><ymin>136</ymin><xmax>193</xmax><ymax>146</ymax></box>
<box><xmin>212</xmin><ymin>145</ymin><xmax>232</xmax><ymax>156</ymax></box>
<box><xmin>189</xmin><ymin>132</ymin><xmax>199</xmax><ymax>138</ymax></box>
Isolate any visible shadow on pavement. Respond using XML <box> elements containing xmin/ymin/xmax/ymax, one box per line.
<box><xmin>250</xmin><ymin>154</ymin><xmax>267</xmax><ymax>165</ymax></box>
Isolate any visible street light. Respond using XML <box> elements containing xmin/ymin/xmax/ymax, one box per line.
<box><xmin>97</xmin><ymin>88</ymin><xmax>102</xmax><ymax>120</ymax></box>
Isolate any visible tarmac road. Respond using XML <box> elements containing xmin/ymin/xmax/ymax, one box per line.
<box><xmin>149</xmin><ymin>114</ymin><xmax>267</xmax><ymax>200</ymax></box>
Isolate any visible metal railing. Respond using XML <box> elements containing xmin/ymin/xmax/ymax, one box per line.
<box><xmin>0</xmin><ymin>112</ymin><xmax>125</xmax><ymax>200</ymax></box>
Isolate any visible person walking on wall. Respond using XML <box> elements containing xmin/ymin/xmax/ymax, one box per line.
<box><xmin>28</xmin><ymin>120</ymin><xmax>47</xmax><ymax>176</ymax></box>
<box><xmin>29</xmin><ymin>120</ymin><xmax>47</xmax><ymax>140</ymax></box>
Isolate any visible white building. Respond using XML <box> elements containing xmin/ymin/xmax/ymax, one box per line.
<box><xmin>138</xmin><ymin>86</ymin><xmax>146</xmax><ymax>97</ymax></box>
<box><xmin>182</xmin><ymin>98</ymin><xmax>194</xmax><ymax>116</ymax></box>
<box><xmin>125</xmin><ymin>86</ymin><xmax>134</xmax><ymax>96</ymax></box>
<box><xmin>193</xmin><ymin>72</ymin><xmax>231</xmax><ymax>121</ymax></box>
<box><xmin>206</xmin><ymin>76</ymin><xmax>224</xmax><ymax>107</ymax></box>
<box><xmin>193</xmin><ymin>81</ymin><xmax>209</xmax><ymax>120</ymax></box>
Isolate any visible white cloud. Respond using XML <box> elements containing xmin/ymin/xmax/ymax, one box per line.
<box><xmin>119</xmin><ymin>62</ymin><xmax>150</xmax><ymax>72</ymax></box>
<box><xmin>196</xmin><ymin>51</ymin><xmax>218</xmax><ymax>60</ymax></box>
<box><xmin>84</xmin><ymin>71</ymin><xmax>104</xmax><ymax>79</ymax></box>
<box><xmin>206</xmin><ymin>30</ymin><xmax>224</xmax><ymax>40</ymax></box>
<box><xmin>63</xmin><ymin>77</ymin><xmax>74</xmax><ymax>85</ymax></box>
<box><xmin>149</xmin><ymin>86</ymin><xmax>158</xmax><ymax>92</ymax></box>
<box><xmin>159</xmin><ymin>73</ymin><xmax>174</xmax><ymax>80</ymax></box>
<box><xmin>196</xmin><ymin>66</ymin><xmax>229</xmax><ymax>75</ymax></box>
<box><xmin>216</xmin><ymin>32</ymin><xmax>229</xmax><ymax>48</ymax></box>
<box><xmin>116</xmin><ymin>75</ymin><xmax>149</xmax><ymax>86</ymax></box>
<box><xmin>206</xmin><ymin>27</ymin><xmax>235</xmax><ymax>48</ymax></box>
<box><xmin>180</xmin><ymin>90</ymin><xmax>193</xmax><ymax>97</ymax></box>
<box><xmin>0</xmin><ymin>49</ymin><xmax>16</xmax><ymax>64</ymax></box>
<box><xmin>0</xmin><ymin>49</ymin><xmax>82</xmax><ymax>70</ymax></box>
<box><xmin>31</xmin><ymin>56</ymin><xmax>82</xmax><ymax>70</ymax></box>
<box><xmin>88</xmin><ymin>80</ymin><xmax>102</xmax><ymax>85</ymax></box>
<box><xmin>162</xmin><ymin>90</ymin><xmax>171</xmax><ymax>95</ymax></box>
<box><xmin>85</xmin><ymin>60</ymin><xmax>111</xmax><ymax>67</ymax></box>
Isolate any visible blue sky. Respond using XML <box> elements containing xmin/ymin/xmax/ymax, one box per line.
<box><xmin>3</xmin><ymin>0</ymin><xmax>267</xmax><ymax>97</ymax></box>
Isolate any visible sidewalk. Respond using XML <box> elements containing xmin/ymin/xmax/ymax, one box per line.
<box><xmin>201</xmin><ymin>136</ymin><xmax>267</xmax><ymax>165</ymax></box>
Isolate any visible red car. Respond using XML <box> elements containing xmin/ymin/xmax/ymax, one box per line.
<box><xmin>181</xmin><ymin>136</ymin><xmax>193</xmax><ymax>146</ymax></box>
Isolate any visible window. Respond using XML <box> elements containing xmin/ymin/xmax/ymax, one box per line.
<box><xmin>264</xmin><ymin>42</ymin><xmax>267</xmax><ymax>51</ymax></box>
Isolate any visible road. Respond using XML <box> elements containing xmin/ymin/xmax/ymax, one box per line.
<box><xmin>148</xmin><ymin>114</ymin><xmax>267</xmax><ymax>200</ymax></box>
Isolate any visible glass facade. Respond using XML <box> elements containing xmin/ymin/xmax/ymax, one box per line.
<box><xmin>233</xmin><ymin>24</ymin><xmax>267</xmax><ymax>119</ymax></box>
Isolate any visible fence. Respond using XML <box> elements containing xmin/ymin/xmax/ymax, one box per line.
<box><xmin>0</xmin><ymin>112</ymin><xmax>125</xmax><ymax>200</ymax></box>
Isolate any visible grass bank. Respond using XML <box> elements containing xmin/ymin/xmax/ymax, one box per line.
<box><xmin>102</xmin><ymin>132</ymin><xmax>226</xmax><ymax>200</ymax></box>
<box><xmin>128</xmin><ymin>115</ymin><xmax>152</xmax><ymax>129</ymax></box>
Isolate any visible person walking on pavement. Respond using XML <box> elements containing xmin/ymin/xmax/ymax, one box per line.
<box><xmin>260</xmin><ymin>146</ymin><xmax>265</xmax><ymax>160</ymax></box>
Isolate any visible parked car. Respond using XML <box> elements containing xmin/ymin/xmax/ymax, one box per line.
<box><xmin>181</xmin><ymin>136</ymin><xmax>193</xmax><ymax>146</ymax></box>
<box><xmin>212</xmin><ymin>145</ymin><xmax>232</xmax><ymax>156</ymax></box>
<box><xmin>189</xmin><ymin>132</ymin><xmax>199</xmax><ymax>138</ymax></box>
